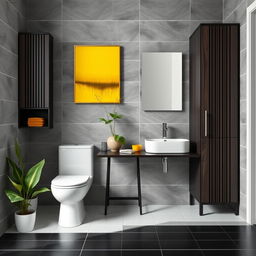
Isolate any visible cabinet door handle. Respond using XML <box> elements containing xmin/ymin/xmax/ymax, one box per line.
<box><xmin>205</xmin><ymin>110</ymin><xmax>208</xmax><ymax>137</ymax></box>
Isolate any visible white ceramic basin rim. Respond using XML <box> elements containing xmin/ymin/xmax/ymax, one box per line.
<box><xmin>145</xmin><ymin>138</ymin><xmax>190</xmax><ymax>153</ymax></box>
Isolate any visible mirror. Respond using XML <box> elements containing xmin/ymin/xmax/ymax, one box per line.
<box><xmin>142</xmin><ymin>52</ymin><xmax>182</xmax><ymax>111</ymax></box>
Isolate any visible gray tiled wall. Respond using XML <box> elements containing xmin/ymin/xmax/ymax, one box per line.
<box><xmin>223</xmin><ymin>0</ymin><xmax>251</xmax><ymax>220</ymax></box>
<box><xmin>25</xmin><ymin>0</ymin><xmax>223</xmax><ymax>206</ymax></box>
<box><xmin>0</xmin><ymin>0</ymin><xmax>27</xmax><ymax>235</ymax></box>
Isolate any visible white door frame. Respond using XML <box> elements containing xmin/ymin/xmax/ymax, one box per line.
<box><xmin>247</xmin><ymin>1</ymin><xmax>256</xmax><ymax>224</ymax></box>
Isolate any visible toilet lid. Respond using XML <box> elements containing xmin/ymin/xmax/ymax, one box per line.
<box><xmin>51</xmin><ymin>175</ymin><xmax>90</xmax><ymax>188</ymax></box>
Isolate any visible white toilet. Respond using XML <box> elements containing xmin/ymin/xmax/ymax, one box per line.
<box><xmin>51</xmin><ymin>145</ymin><xmax>94</xmax><ymax>227</ymax></box>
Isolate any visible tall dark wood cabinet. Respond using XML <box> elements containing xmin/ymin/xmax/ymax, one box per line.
<box><xmin>18</xmin><ymin>33</ymin><xmax>53</xmax><ymax>128</ymax></box>
<box><xmin>189</xmin><ymin>24</ymin><xmax>240</xmax><ymax>215</ymax></box>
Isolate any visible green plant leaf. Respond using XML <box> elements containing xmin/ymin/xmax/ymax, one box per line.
<box><xmin>6</xmin><ymin>157</ymin><xmax>23</xmax><ymax>184</ymax></box>
<box><xmin>99</xmin><ymin>118</ymin><xmax>113</xmax><ymax>124</ymax></box>
<box><xmin>5</xmin><ymin>189</ymin><xmax>24</xmax><ymax>203</ymax></box>
<box><xmin>15</xmin><ymin>140</ymin><xmax>22</xmax><ymax>161</ymax></box>
<box><xmin>8</xmin><ymin>176</ymin><xmax>22</xmax><ymax>193</ymax></box>
<box><xmin>109</xmin><ymin>112</ymin><xmax>122</xmax><ymax>120</ymax></box>
<box><xmin>25</xmin><ymin>159</ymin><xmax>45</xmax><ymax>192</ymax></box>
<box><xmin>114</xmin><ymin>135</ymin><xmax>126</xmax><ymax>145</ymax></box>
<box><xmin>31</xmin><ymin>187</ymin><xmax>50</xmax><ymax>198</ymax></box>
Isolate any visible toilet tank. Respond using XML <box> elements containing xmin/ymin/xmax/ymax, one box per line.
<box><xmin>59</xmin><ymin>145</ymin><xmax>94</xmax><ymax>176</ymax></box>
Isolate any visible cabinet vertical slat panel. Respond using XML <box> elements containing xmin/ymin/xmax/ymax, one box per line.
<box><xmin>230</xmin><ymin>26</ymin><xmax>240</xmax><ymax>138</ymax></box>
<box><xmin>45</xmin><ymin>35</ymin><xmax>49</xmax><ymax>108</ymax></box>
<box><xmin>200</xmin><ymin>26</ymin><xmax>210</xmax><ymax>203</ymax></box>
<box><xmin>219</xmin><ymin>26</ymin><xmax>223</xmax><ymax>202</ymax></box>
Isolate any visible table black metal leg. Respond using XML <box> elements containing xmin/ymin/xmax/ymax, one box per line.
<box><xmin>104</xmin><ymin>157</ymin><xmax>111</xmax><ymax>215</ymax></box>
<box><xmin>137</xmin><ymin>157</ymin><xmax>143</xmax><ymax>215</ymax></box>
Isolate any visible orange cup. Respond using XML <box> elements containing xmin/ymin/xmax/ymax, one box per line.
<box><xmin>132</xmin><ymin>144</ymin><xmax>143</xmax><ymax>152</ymax></box>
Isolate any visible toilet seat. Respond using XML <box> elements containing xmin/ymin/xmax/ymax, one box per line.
<box><xmin>51</xmin><ymin>175</ymin><xmax>90</xmax><ymax>189</ymax></box>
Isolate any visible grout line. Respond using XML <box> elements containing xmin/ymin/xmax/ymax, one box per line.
<box><xmin>138</xmin><ymin>0</ymin><xmax>141</xmax><ymax>144</ymax></box>
<box><xmin>31</xmin><ymin>19</ymin><xmax>222</xmax><ymax>22</ymax></box>
<box><xmin>60</xmin><ymin>0</ymin><xmax>64</xmax><ymax>144</ymax></box>
<box><xmin>79</xmin><ymin>233</ymin><xmax>88</xmax><ymax>256</ymax></box>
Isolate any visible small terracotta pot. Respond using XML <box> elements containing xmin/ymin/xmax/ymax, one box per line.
<box><xmin>107</xmin><ymin>136</ymin><xmax>122</xmax><ymax>152</ymax></box>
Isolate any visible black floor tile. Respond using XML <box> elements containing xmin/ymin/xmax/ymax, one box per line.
<box><xmin>83</xmin><ymin>240</ymin><xmax>121</xmax><ymax>250</ymax></box>
<box><xmin>40</xmin><ymin>251</ymin><xmax>80</xmax><ymax>256</ymax></box>
<box><xmin>0</xmin><ymin>240</ymin><xmax>46</xmax><ymax>250</ymax></box>
<box><xmin>122</xmin><ymin>240</ymin><xmax>160</xmax><ymax>250</ymax></box>
<box><xmin>156</xmin><ymin>226</ymin><xmax>189</xmax><ymax>233</ymax></box>
<box><xmin>221</xmin><ymin>226</ymin><xmax>256</xmax><ymax>233</ymax></box>
<box><xmin>0</xmin><ymin>252</ymin><xmax>41</xmax><ymax>256</ymax></box>
<box><xmin>203</xmin><ymin>250</ymin><xmax>256</xmax><ymax>256</ymax></box>
<box><xmin>228</xmin><ymin>231</ymin><xmax>256</xmax><ymax>240</ymax></box>
<box><xmin>122</xmin><ymin>232</ymin><xmax>158</xmax><ymax>240</ymax></box>
<box><xmin>42</xmin><ymin>240</ymin><xmax>84</xmax><ymax>250</ymax></box>
<box><xmin>160</xmin><ymin>240</ymin><xmax>199</xmax><ymax>250</ymax></box>
<box><xmin>0</xmin><ymin>233</ymin><xmax>52</xmax><ymax>241</ymax></box>
<box><xmin>234</xmin><ymin>240</ymin><xmax>256</xmax><ymax>249</ymax></box>
<box><xmin>162</xmin><ymin>250</ymin><xmax>204</xmax><ymax>256</ymax></box>
<box><xmin>50</xmin><ymin>233</ymin><xmax>87</xmax><ymax>241</ymax></box>
<box><xmin>189</xmin><ymin>226</ymin><xmax>223</xmax><ymax>233</ymax></box>
<box><xmin>87</xmin><ymin>233</ymin><xmax>121</xmax><ymax>241</ymax></box>
<box><xmin>123</xmin><ymin>226</ymin><xmax>156</xmax><ymax>233</ymax></box>
<box><xmin>197</xmin><ymin>240</ymin><xmax>238</xmax><ymax>250</ymax></box>
<box><xmin>122</xmin><ymin>250</ymin><xmax>162</xmax><ymax>256</ymax></box>
<box><xmin>193</xmin><ymin>232</ymin><xmax>231</xmax><ymax>240</ymax></box>
<box><xmin>158</xmin><ymin>232</ymin><xmax>194</xmax><ymax>240</ymax></box>
<box><xmin>81</xmin><ymin>251</ymin><xmax>121</xmax><ymax>256</ymax></box>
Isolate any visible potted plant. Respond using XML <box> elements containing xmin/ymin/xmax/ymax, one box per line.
<box><xmin>99</xmin><ymin>111</ymin><xmax>126</xmax><ymax>152</ymax></box>
<box><xmin>5</xmin><ymin>142</ymin><xmax>50</xmax><ymax>232</ymax></box>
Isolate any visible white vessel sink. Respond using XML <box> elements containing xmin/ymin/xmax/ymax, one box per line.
<box><xmin>145</xmin><ymin>139</ymin><xmax>190</xmax><ymax>153</ymax></box>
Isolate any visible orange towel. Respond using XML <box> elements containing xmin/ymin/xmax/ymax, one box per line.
<box><xmin>28</xmin><ymin>117</ymin><xmax>45</xmax><ymax>122</ymax></box>
<box><xmin>28</xmin><ymin>124</ymin><xmax>44</xmax><ymax>127</ymax></box>
<box><xmin>27</xmin><ymin>117</ymin><xmax>45</xmax><ymax>127</ymax></box>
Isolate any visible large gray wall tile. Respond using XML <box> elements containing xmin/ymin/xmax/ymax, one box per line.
<box><xmin>0</xmin><ymin>0</ymin><xmax>23</xmax><ymax>31</ymax></box>
<box><xmin>0</xmin><ymin>48</ymin><xmax>17</xmax><ymax>78</ymax></box>
<box><xmin>27</xmin><ymin>21</ymin><xmax>62</xmax><ymax>42</ymax></box>
<box><xmin>27</xmin><ymin>0</ymin><xmax>62</xmax><ymax>20</ymax></box>
<box><xmin>0</xmin><ymin>101</ymin><xmax>17</xmax><ymax>124</ymax></box>
<box><xmin>63</xmin><ymin>0</ymin><xmax>112</xmax><ymax>20</ymax></box>
<box><xmin>112</xmin><ymin>0</ymin><xmax>139</xmax><ymax>20</ymax></box>
<box><xmin>62</xmin><ymin>123</ymin><xmax>139</xmax><ymax>147</ymax></box>
<box><xmin>0</xmin><ymin>20</ymin><xmax>17</xmax><ymax>54</ymax></box>
<box><xmin>63</xmin><ymin>103</ymin><xmax>139</xmax><ymax>123</ymax></box>
<box><xmin>8</xmin><ymin>0</ymin><xmax>26</xmax><ymax>17</ymax></box>
<box><xmin>191</xmin><ymin>0</ymin><xmax>223</xmax><ymax>20</ymax></box>
<box><xmin>140</xmin><ymin>21</ymin><xmax>190</xmax><ymax>41</ymax></box>
<box><xmin>0</xmin><ymin>73</ymin><xmax>17</xmax><ymax>101</ymax></box>
<box><xmin>141</xmin><ymin>0</ymin><xmax>190</xmax><ymax>20</ymax></box>
<box><xmin>224</xmin><ymin>0</ymin><xmax>243</xmax><ymax>19</ymax></box>
<box><xmin>224</xmin><ymin>0</ymin><xmax>246</xmax><ymax>25</ymax></box>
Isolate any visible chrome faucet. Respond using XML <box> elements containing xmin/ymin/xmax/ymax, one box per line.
<box><xmin>162</xmin><ymin>123</ymin><xmax>168</xmax><ymax>138</ymax></box>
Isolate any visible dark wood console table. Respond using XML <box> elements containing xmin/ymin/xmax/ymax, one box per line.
<box><xmin>97</xmin><ymin>151</ymin><xmax>200</xmax><ymax>215</ymax></box>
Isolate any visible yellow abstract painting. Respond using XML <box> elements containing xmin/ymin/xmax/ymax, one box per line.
<box><xmin>74</xmin><ymin>45</ymin><xmax>120</xmax><ymax>103</ymax></box>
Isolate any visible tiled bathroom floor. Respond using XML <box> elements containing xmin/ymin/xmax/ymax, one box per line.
<box><xmin>1</xmin><ymin>225</ymin><xmax>256</xmax><ymax>256</ymax></box>
<box><xmin>7</xmin><ymin>205</ymin><xmax>245</xmax><ymax>233</ymax></box>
